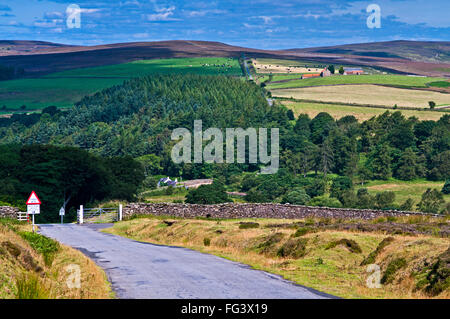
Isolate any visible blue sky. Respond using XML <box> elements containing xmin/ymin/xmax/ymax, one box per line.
<box><xmin>0</xmin><ymin>0</ymin><xmax>449</xmax><ymax>49</ymax></box>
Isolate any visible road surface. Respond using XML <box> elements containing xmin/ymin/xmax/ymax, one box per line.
<box><xmin>39</xmin><ymin>224</ymin><xmax>332</xmax><ymax>299</ymax></box>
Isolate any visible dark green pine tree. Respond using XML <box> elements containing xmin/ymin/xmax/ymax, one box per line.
<box><xmin>369</xmin><ymin>143</ymin><xmax>392</xmax><ymax>180</ymax></box>
<box><xmin>395</xmin><ymin>148</ymin><xmax>423</xmax><ymax>181</ymax></box>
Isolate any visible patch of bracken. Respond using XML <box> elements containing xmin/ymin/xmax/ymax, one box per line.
<box><xmin>2</xmin><ymin>241</ymin><xmax>21</xmax><ymax>257</ymax></box>
<box><xmin>361</xmin><ymin>237</ymin><xmax>395</xmax><ymax>266</ymax></box>
<box><xmin>424</xmin><ymin>247</ymin><xmax>450</xmax><ymax>296</ymax></box>
<box><xmin>277</xmin><ymin>238</ymin><xmax>308</xmax><ymax>259</ymax></box>
<box><xmin>381</xmin><ymin>258</ymin><xmax>407</xmax><ymax>284</ymax></box>
<box><xmin>256</xmin><ymin>233</ymin><xmax>284</xmax><ymax>254</ymax></box>
<box><xmin>239</xmin><ymin>222</ymin><xmax>260</xmax><ymax>229</ymax></box>
<box><xmin>325</xmin><ymin>239</ymin><xmax>362</xmax><ymax>253</ymax></box>
<box><xmin>292</xmin><ymin>227</ymin><xmax>316</xmax><ymax>237</ymax></box>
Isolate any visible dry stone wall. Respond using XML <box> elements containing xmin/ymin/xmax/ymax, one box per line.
<box><xmin>124</xmin><ymin>203</ymin><xmax>435</xmax><ymax>220</ymax></box>
<box><xmin>0</xmin><ymin>206</ymin><xmax>20</xmax><ymax>219</ymax></box>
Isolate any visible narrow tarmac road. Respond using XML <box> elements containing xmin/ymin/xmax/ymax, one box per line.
<box><xmin>39</xmin><ymin>224</ymin><xmax>332</xmax><ymax>299</ymax></box>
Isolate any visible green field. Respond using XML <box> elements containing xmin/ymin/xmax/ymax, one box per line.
<box><xmin>45</xmin><ymin>57</ymin><xmax>241</xmax><ymax>78</ymax></box>
<box><xmin>428</xmin><ymin>81</ymin><xmax>450</xmax><ymax>88</ymax></box>
<box><xmin>0</xmin><ymin>57</ymin><xmax>242</xmax><ymax>111</ymax></box>
<box><xmin>267</xmin><ymin>74</ymin><xmax>447</xmax><ymax>90</ymax></box>
<box><xmin>259</xmin><ymin>74</ymin><xmax>304</xmax><ymax>82</ymax></box>
<box><xmin>282</xmin><ymin>101</ymin><xmax>448</xmax><ymax>121</ymax></box>
<box><xmin>0</xmin><ymin>77</ymin><xmax>126</xmax><ymax>110</ymax></box>
<box><xmin>358</xmin><ymin>179</ymin><xmax>449</xmax><ymax>210</ymax></box>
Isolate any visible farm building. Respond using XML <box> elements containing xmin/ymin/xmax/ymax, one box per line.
<box><xmin>158</xmin><ymin>177</ymin><xmax>178</xmax><ymax>188</ymax></box>
<box><xmin>301</xmin><ymin>68</ymin><xmax>330</xmax><ymax>79</ymax></box>
<box><xmin>321</xmin><ymin>68</ymin><xmax>332</xmax><ymax>77</ymax></box>
<box><xmin>302</xmin><ymin>73</ymin><xmax>321</xmax><ymax>79</ymax></box>
<box><xmin>344</xmin><ymin>67</ymin><xmax>364</xmax><ymax>75</ymax></box>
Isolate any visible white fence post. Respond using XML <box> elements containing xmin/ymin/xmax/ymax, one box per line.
<box><xmin>119</xmin><ymin>204</ymin><xmax>123</xmax><ymax>221</ymax></box>
<box><xmin>79</xmin><ymin>205</ymin><xmax>84</xmax><ymax>224</ymax></box>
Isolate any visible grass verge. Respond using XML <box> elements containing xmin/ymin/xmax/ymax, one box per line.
<box><xmin>103</xmin><ymin>215</ymin><xmax>449</xmax><ymax>299</ymax></box>
<box><xmin>0</xmin><ymin>218</ymin><xmax>113</xmax><ymax>299</ymax></box>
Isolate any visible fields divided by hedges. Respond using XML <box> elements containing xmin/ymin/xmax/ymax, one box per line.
<box><xmin>267</xmin><ymin>74</ymin><xmax>448</xmax><ymax>90</ymax></box>
<box><xmin>272</xmin><ymin>84</ymin><xmax>450</xmax><ymax>109</ymax></box>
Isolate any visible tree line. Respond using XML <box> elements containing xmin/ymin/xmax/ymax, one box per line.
<box><xmin>0</xmin><ymin>144</ymin><xmax>144</xmax><ymax>223</ymax></box>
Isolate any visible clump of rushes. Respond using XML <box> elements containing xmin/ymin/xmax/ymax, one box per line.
<box><xmin>325</xmin><ymin>239</ymin><xmax>362</xmax><ymax>253</ymax></box>
<box><xmin>381</xmin><ymin>258</ymin><xmax>407</xmax><ymax>284</ymax></box>
<box><xmin>361</xmin><ymin>237</ymin><xmax>395</xmax><ymax>266</ymax></box>
<box><xmin>15</xmin><ymin>273</ymin><xmax>49</xmax><ymax>299</ymax></box>
<box><xmin>239</xmin><ymin>222</ymin><xmax>260</xmax><ymax>229</ymax></box>
<box><xmin>277</xmin><ymin>238</ymin><xmax>308</xmax><ymax>259</ymax></box>
<box><xmin>203</xmin><ymin>238</ymin><xmax>211</xmax><ymax>246</ymax></box>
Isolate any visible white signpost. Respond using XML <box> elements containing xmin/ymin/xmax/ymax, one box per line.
<box><xmin>26</xmin><ymin>191</ymin><xmax>41</xmax><ymax>232</ymax></box>
<box><xmin>59</xmin><ymin>207</ymin><xmax>65</xmax><ymax>224</ymax></box>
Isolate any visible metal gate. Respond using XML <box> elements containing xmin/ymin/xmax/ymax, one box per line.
<box><xmin>77</xmin><ymin>205</ymin><xmax>122</xmax><ymax>224</ymax></box>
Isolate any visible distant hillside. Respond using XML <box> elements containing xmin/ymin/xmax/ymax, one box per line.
<box><xmin>293</xmin><ymin>40</ymin><xmax>450</xmax><ymax>64</ymax></box>
<box><xmin>0</xmin><ymin>40</ymin><xmax>274</xmax><ymax>75</ymax></box>
<box><xmin>0</xmin><ymin>40</ymin><xmax>449</xmax><ymax>77</ymax></box>
<box><xmin>0</xmin><ymin>40</ymin><xmax>75</xmax><ymax>56</ymax></box>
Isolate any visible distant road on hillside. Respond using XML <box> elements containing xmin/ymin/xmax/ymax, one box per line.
<box><xmin>39</xmin><ymin>224</ymin><xmax>332</xmax><ymax>299</ymax></box>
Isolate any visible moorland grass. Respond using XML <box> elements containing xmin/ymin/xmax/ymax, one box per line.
<box><xmin>104</xmin><ymin>216</ymin><xmax>450</xmax><ymax>299</ymax></box>
<box><xmin>0</xmin><ymin>218</ymin><xmax>112</xmax><ymax>299</ymax></box>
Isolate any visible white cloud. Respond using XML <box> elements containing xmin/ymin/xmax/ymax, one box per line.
<box><xmin>147</xmin><ymin>6</ymin><xmax>179</xmax><ymax>21</ymax></box>
<box><xmin>293</xmin><ymin>12</ymin><xmax>322</xmax><ymax>19</ymax></box>
<box><xmin>259</xmin><ymin>16</ymin><xmax>273</xmax><ymax>24</ymax></box>
<box><xmin>243</xmin><ymin>23</ymin><xmax>261</xmax><ymax>29</ymax></box>
<box><xmin>79</xmin><ymin>9</ymin><xmax>102</xmax><ymax>14</ymax></box>
<box><xmin>44</xmin><ymin>12</ymin><xmax>63</xmax><ymax>19</ymax></box>
<box><xmin>33</xmin><ymin>19</ymin><xmax>63</xmax><ymax>28</ymax></box>
<box><xmin>266</xmin><ymin>27</ymin><xmax>289</xmax><ymax>33</ymax></box>
<box><xmin>187</xmin><ymin>9</ymin><xmax>226</xmax><ymax>17</ymax></box>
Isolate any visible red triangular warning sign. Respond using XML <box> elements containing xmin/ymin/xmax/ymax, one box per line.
<box><xmin>26</xmin><ymin>191</ymin><xmax>41</xmax><ymax>205</ymax></box>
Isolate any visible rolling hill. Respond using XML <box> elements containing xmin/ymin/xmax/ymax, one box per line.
<box><xmin>292</xmin><ymin>40</ymin><xmax>450</xmax><ymax>63</ymax></box>
<box><xmin>0</xmin><ymin>40</ymin><xmax>449</xmax><ymax>77</ymax></box>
